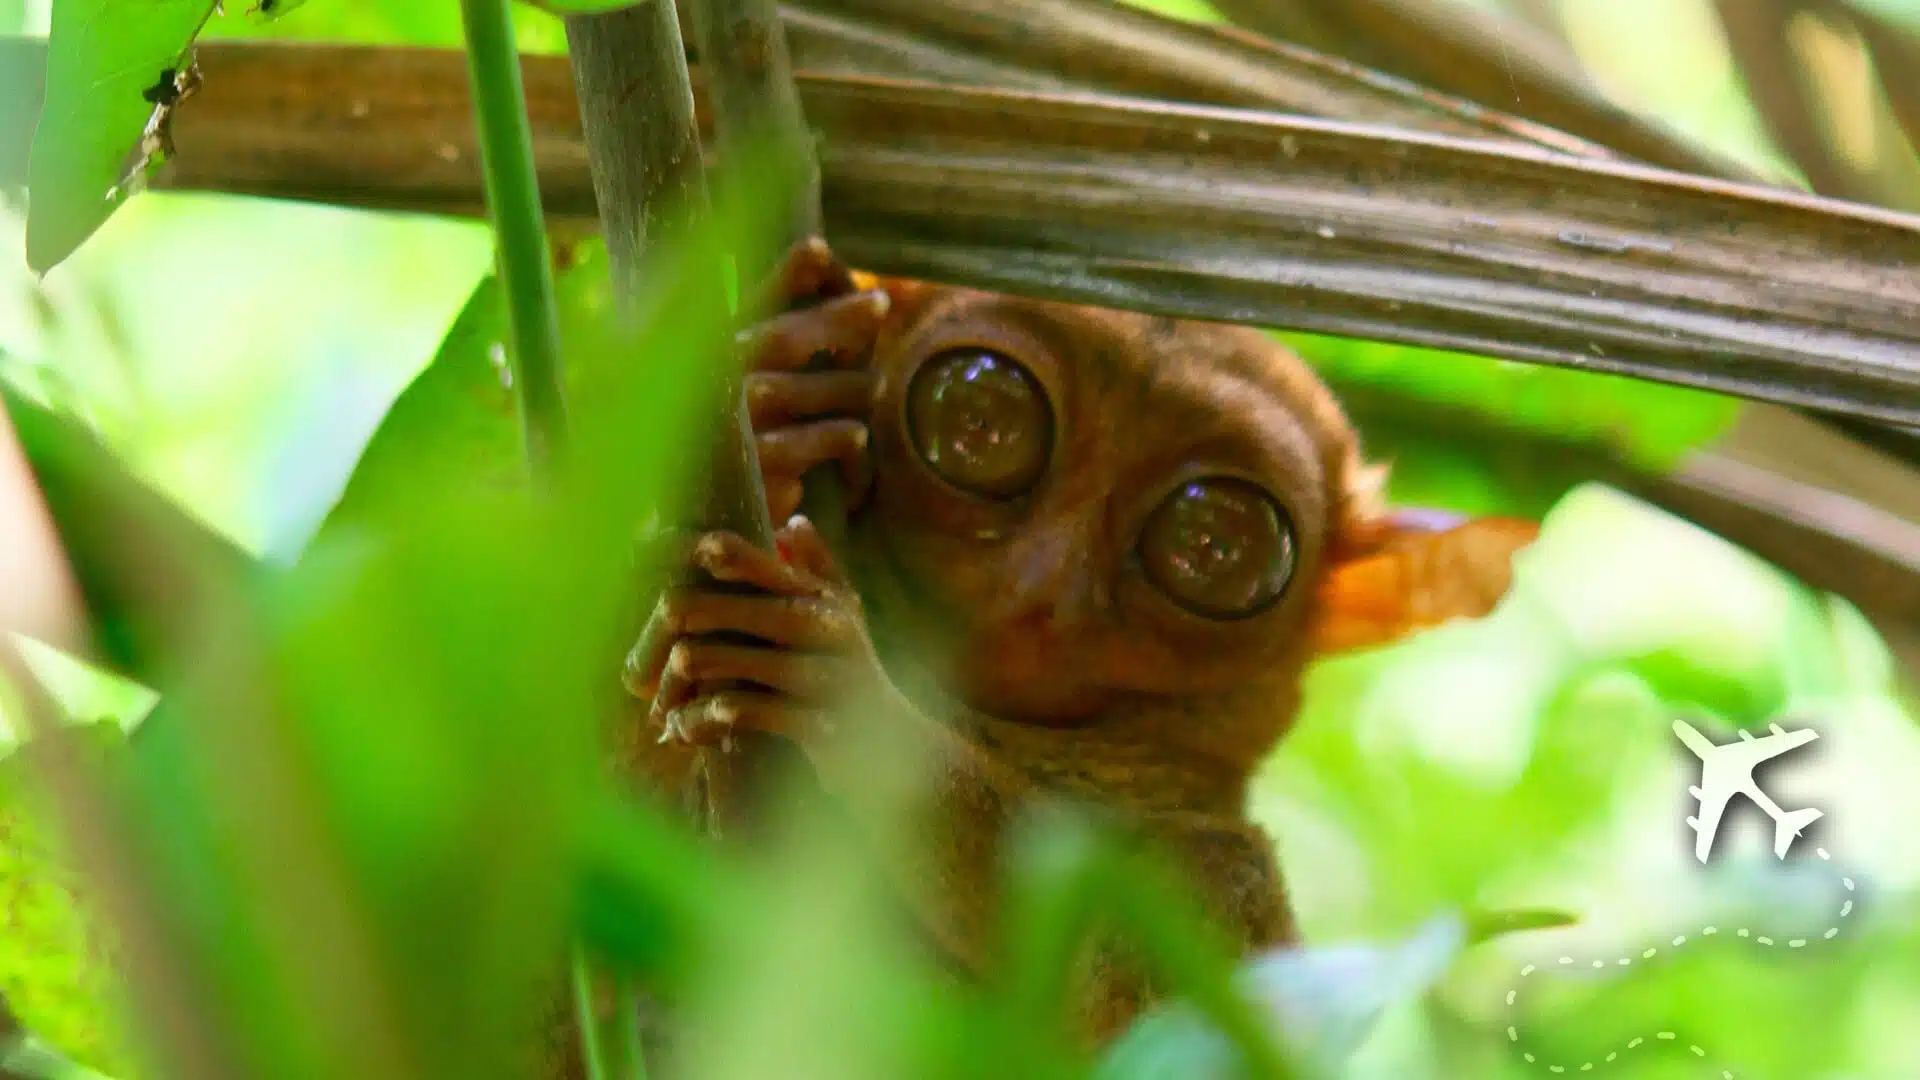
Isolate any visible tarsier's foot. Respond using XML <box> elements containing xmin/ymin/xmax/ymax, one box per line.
<box><xmin>624</xmin><ymin>519</ymin><xmax>885</xmax><ymax>751</ymax></box>
<box><xmin>742</xmin><ymin>237</ymin><xmax>889</xmax><ymax>523</ymax></box>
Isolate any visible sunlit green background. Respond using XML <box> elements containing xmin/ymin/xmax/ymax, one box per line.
<box><xmin>2</xmin><ymin>1</ymin><xmax>1917</xmax><ymax>1079</ymax></box>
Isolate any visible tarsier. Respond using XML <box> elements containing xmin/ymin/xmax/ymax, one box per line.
<box><xmin>623</xmin><ymin>238</ymin><xmax>1537</xmax><ymax>1043</ymax></box>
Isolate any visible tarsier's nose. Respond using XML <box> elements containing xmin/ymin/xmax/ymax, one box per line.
<box><xmin>988</xmin><ymin>511</ymin><xmax>1106</xmax><ymax>629</ymax></box>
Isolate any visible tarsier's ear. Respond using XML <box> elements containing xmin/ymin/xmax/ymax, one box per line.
<box><xmin>1307</xmin><ymin>456</ymin><xmax>1541</xmax><ymax>655</ymax></box>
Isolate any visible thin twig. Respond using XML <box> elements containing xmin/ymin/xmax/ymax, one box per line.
<box><xmin>686</xmin><ymin>0</ymin><xmax>823</xmax><ymax>266</ymax></box>
<box><xmin>561</xmin><ymin>0</ymin><xmax>783</xmax><ymax>849</ymax></box>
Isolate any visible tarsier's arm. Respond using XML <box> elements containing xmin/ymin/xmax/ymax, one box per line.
<box><xmin>624</xmin><ymin>239</ymin><xmax>1534</xmax><ymax>1043</ymax></box>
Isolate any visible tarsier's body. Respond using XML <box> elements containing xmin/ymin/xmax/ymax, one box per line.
<box><xmin>627</xmin><ymin>241</ymin><xmax>1529</xmax><ymax>1043</ymax></box>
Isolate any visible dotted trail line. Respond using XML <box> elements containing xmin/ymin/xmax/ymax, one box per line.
<box><xmin>1504</xmin><ymin>847</ymin><xmax>1857</xmax><ymax>1078</ymax></box>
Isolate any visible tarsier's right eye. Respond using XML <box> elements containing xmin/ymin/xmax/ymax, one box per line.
<box><xmin>905</xmin><ymin>348</ymin><xmax>1053</xmax><ymax>499</ymax></box>
<box><xmin>1139</xmin><ymin>478</ymin><xmax>1296</xmax><ymax>619</ymax></box>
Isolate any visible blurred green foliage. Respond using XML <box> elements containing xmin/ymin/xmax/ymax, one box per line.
<box><xmin>1</xmin><ymin>2</ymin><xmax>1917</xmax><ymax>1080</ymax></box>
<box><xmin>0</xmin><ymin>722</ymin><xmax>126</xmax><ymax>1072</ymax></box>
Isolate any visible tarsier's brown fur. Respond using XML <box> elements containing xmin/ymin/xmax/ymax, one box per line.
<box><xmin>823</xmin><ymin>281</ymin><xmax>1385</xmax><ymax>1027</ymax></box>
<box><xmin>589</xmin><ymin>241</ymin><xmax>1416</xmax><ymax>1058</ymax></box>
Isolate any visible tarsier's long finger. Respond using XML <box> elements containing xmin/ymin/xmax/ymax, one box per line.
<box><xmin>688</xmin><ymin>530</ymin><xmax>828</xmax><ymax>598</ymax></box>
<box><xmin>757</xmin><ymin>419</ymin><xmax>875</xmax><ymax>512</ymax></box>
<box><xmin>744</xmin><ymin>369</ymin><xmax>876</xmax><ymax>427</ymax></box>
<box><xmin>650</xmin><ymin>639</ymin><xmax>700</xmax><ymax>728</ymax></box>
<box><xmin>662</xmin><ymin>688</ymin><xmax>827</xmax><ymax>749</ymax></box>
<box><xmin>737</xmin><ymin>290</ymin><xmax>891</xmax><ymax>373</ymax></box>
<box><xmin>661</xmin><ymin>640</ymin><xmax>844</xmax><ymax>703</ymax></box>
<box><xmin>622</xmin><ymin>594</ymin><xmax>677</xmax><ymax>701</ymax></box>
<box><xmin>652</xmin><ymin>587</ymin><xmax>859</xmax><ymax>652</ymax></box>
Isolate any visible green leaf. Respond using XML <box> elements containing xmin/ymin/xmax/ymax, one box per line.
<box><xmin>1462</xmin><ymin>908</ymin><xmax>1579</xmax><ymax>946</ymax></box>
<box><xmin>25</xmin><ymin>0</ymin><xmax>218</xmax><ymax>271</ymax></box>
<box><xmin>999</xmin><ymin>813</ymin><xmax>1298</xmax><ymax>1080</ymax></box>
<box><xmin>0</xmin><ymin>726</ymin><xmax>133</xmax><ymax>1077</ymax></box>
<box><xmin>319</xmin><ymin>272</ymin><xmax>525</xmax><ymax>537</ymax></box>
<box><xmin>1290</xmin><ymin>333</ymin><xmax>1742</xmax><ymax>472</ymax></box>
<box><xmin>321</xmin><ymin>238</ymin><xmax>616</xmax><ymax>540</ymax></box>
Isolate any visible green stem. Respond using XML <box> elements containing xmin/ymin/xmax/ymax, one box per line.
<box><xmin>459</xmin><ymin>0</ymin><xmax>569</xmax><ymax>479</ymax></box>
<box><xmin>611</xmin><ymin>978</ymin><xmax>650</xmax><ymax>1080</ymax></box>
<box><xmin>571</xmin><ymin>944</ymin><xmax>610</xmax><ymax>1080</ymax></box>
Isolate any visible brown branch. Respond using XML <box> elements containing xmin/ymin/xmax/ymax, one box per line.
<box><xmin>1205</xmin><ymin>0</ymin><xmax>1770</xmax><ymax>182</ymax></box>
<box><xmin>1710</xmin><ymin>0</ymin><xmax>1882</xmax><ymax>206</ymax></box>
<box><xmin>686</xmin><ymin>0</ymin><xmax>851</xmax><ymax>553</ymax></box>
<box><xmin>3</xmin><ymin>37</ymin><xmax>1916</xmax><ymax>425</ymax></box>
<box><xmin>1331</xmin><ymin>390</ymin><xmax>1919</xmax><ymax>676</ymax></box>
<box><xmin>562</xmin><ymin>5</ymin><xmax>713</xmax><ymax>299</ymax></box>
<box><xmin>777</xmin><ymin>0</ymin><xmax>1618</xmax><ymax>162</ymax></box>
<box><xmin>688</xmin><ymin>0</ymin><xmax>823</xmax><ymax>258</ymax></box>
<box><xmin>11</xmin><ymin>37</ymin><xmax>1920</xmax><ymax>426</ymax></box>
<box><xmin>559</xmin><ymin>3</ymin><xmax>781</xmax><ymax>839</ymax></box>
<box><xmin>1840</xmin><ymin>0</ymin><xmax>1920</xmax><ymax>159</ymax></box>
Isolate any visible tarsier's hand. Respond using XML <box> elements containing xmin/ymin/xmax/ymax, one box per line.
<box><xmin>741</xmin><ymin>237</ymin><xmax>890</xmax><ymax>523</ymax></box>
<box><xmin>623</xmin><ymin>518</ymin><xmax>889</xmax><ymax>754</ymax></box>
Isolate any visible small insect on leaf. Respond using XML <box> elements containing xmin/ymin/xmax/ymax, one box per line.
<box><xmin>245</xmin><ymin>0</ymin><xmax>311</xmax><ymax>18</ymax></box>
<box><xmin>25</xmin><ymin>0</ymin><xmax>219</xmax><ymax>272</ymax></box>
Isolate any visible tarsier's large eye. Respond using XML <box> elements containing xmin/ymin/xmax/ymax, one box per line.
<box><xmin>906</xmin><ymin>348</ymin><xmax>1053</xmax><ymax>499</ymax></box>
<box><xmin>1139</xmin><ymin>478</ymin><xmax>1296</xmax><ymax>619</ymax></box>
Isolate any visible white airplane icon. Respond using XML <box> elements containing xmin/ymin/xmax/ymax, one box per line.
<box><xmin>1673</xmin><ymin>719</ymin><xmax>1823</xmax><ymax>864</ymax></box>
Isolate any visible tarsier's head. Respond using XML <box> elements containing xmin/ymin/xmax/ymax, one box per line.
<box><xmin>843</xmin><ymin>279</ymin><xmax>1395</xmax><ymax>727</ymax></box>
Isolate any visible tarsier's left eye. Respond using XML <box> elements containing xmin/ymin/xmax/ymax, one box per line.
<box><xmin>1139</xmin><ymin>478</ymin><xmax>1296</xmax><ymax>619</ymax></box>
<box><xmin>906</xmin><ymin>348</ymin><xmax>1053</xmax><ymax>499</ymax></box>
